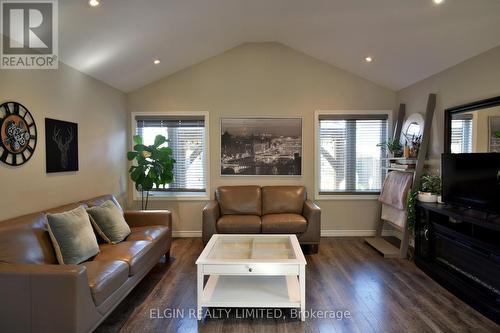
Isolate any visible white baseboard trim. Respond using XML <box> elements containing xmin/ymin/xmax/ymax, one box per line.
<box><xmin>173</xmin><ymin>230</ymin><xmax>401</xmax><ymax>238</ymax></box>
<box><xmin>321</xmin><ymin>229</ymin><xmax>376</xmax><ymax>237</ymax></box>
<box><xmin>173</xmin><ymin>231</ymin><xmax>202</xmax><ymax>238</ymax></box>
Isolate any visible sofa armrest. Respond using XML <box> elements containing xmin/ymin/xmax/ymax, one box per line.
<box><xmin>301</xmin><ymin>200</ymin><xmax>321</xmax><ymax>244</ymax></box>
<box><xmin>0</xmin><ymin>263</ymin><xmax>100</xmax><ymax>333</ymax></box>
<box><xmin>124</xmin><ymin>210</ymin><xmax>172</xmax><ymax>229</ymax></box>
<box><xmin>303</xmin><ymin>200</ymin><xmax>321</xmax><ymax>221</ymax></box>
<box><xmin>202</xmin><ymin>201</ymin><xmax>220</xmax><ymax>245</ymax></box>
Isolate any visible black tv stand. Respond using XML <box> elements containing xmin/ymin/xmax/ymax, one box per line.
<box><xmin>415</xmin><ymin>202</ymin><xmax>500</xmax><ymax>324</ymax></box>
<box><xmin>447</xmin><ymin>203</ymin><xmax>500</xmax><ymax>219</ymax></box>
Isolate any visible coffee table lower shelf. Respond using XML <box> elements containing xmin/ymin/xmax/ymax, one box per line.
<box><xmin>199</xmin><ymin>275</ymin><xmax>301</xmax><ymax>317</ymax></box>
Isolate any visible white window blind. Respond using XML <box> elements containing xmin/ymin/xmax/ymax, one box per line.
<box><xmin>319</xmin><ymin>114</ymin><xmax>387</xmax><ymax>194</ymax></box>
<box><xmin>451</xmin><ymin>115</ymin><xmax>473</xmax><ymax>154</ymax></box>
<box><xmin>135</xmin><ymin>115</ymin><xmax>206</xmax><ymax>193</ymax></box>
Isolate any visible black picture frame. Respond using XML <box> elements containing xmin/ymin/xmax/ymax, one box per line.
<box><xmin>220</xmin><ymin>117</ymin><xmax>302</xmax><ymax>176</ymax></box>
<box><xmin>45</xmin><ymin>118</ymin><xmax>79</xmax><ymax>173</ymax></box>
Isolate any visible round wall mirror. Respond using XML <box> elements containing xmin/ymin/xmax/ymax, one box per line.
<box><xmin>406</xmin><ymin>123</ymin><xmax>421</xmax><ymax>137</ymax></box>
<box><xmin>401</xmin><ymin>113</ymin><xmax>424</xmax><ymax>144</ymax></box>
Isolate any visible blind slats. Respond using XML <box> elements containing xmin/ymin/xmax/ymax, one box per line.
<box><xmin>136</xmin><ymin>116</ymin><xmax>206</xmax><ymax>192</ymax></box>
<box><xmin>451</xmin><ymin>118</ymin><xmax>473</xmax><ymax>154</ymax></box>
<box><xmin>319</xmin><ymin>114</ymin><xmax>389</xmax><ymax>121</ymax></box>
<box><xmin>136</xmin><ymin>115</ymin><xmax>205</xmax><ymax>128</ymax></box>
<box><xmin>319</xmin><ymin>116</ymin><xmax>387</xmax><ymax>194</ymax></box>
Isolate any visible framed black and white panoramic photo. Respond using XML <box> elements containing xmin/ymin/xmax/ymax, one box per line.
<box><xmin>220</xmin><ymin>117</ymin><xmax>302</xmax><ymax>176</ymax></box>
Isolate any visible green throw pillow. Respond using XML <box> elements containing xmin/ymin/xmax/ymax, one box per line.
<box><xmin>46</xmin><ymin>205</ymin><xmax>100</xmax><ymax>265</ymax></box>
<box><xmin>87</xmin><ymin>200</ymin><xmax>131</xmax><ymax>244</ymax></box>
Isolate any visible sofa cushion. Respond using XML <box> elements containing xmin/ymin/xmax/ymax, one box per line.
<box><xmin>262</xmin><ymin>186</ymin><xmax>306</xmax><ymax>215</ymax></box>
<box><xmin>46</xmin><ymin>206</ymin><xmax>100</xmax><ymax>265</ymax></box>
<box><xmin>217</xmin><ymin>215</ymin><xmax>261</xmax><ymax>233</ymax></box>
<box><xmin>216</xmin><ymin>186</ymin><xmax>262</xmax><ymax>215</ymax></box>
<box><xmin>87</xmin><ymin>200</ymin><xmax>131</xmax><ymax>244</ymax></box>
<box><xmin>126</xmin><ymin>226</ymin><xmax>169</xmax><ymax>242</ymax></box>
<box><xmin>81</xmin><ymin>260</ymin><xmax>129</xmax><ymax>306</ymax></box>
<box><xmin>94</xmin><ymin>241</ymin><xmax>153</xmax><ymax>276</ymax></box>
<box><xmin>261</xmin><ymin>214</ymin><xmax>307</xmax><ymax>233</ymax></box>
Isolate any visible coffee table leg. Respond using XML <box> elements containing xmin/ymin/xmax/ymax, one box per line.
<box><xmin>197</xmin><ymin>265</ymin><xmax>203</xmax><ymax>320</ymax></box>
<box><xmin>299</xmin><ymin>265</ymin><xmax>305</xmax><ymax>321</ymax></box>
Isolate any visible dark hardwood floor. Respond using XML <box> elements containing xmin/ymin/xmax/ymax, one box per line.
<box><xmin>96</xmin><ymin>237</ymin><xmax>499</xmax><ymax>333</ymax></box>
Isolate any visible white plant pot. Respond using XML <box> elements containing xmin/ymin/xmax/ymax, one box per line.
<box><xmin>437</xmin><ymin>195</ymin><xmax>443</xmax><ymax>204</ymax></box>
<box><xmin>417</xmin><ymin>192</ymin><xmax>438</xmax><ymax>203</ymax></box>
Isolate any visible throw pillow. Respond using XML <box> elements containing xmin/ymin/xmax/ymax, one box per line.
<box><xmin>87</xmin><ymin>200</ymin><xmax>131</xmax><ymax>244</ymax></box>
<box><xmin>46</xmin><ymin>205</ymin><xmax>100</xmax><ymax>265</ymax></box>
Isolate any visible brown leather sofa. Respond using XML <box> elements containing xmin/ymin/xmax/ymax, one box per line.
<box><xmin>203</xmin><ymin>186</ymin><xmax>320</xmax><ymax>251</ymax></box>
<box><xmin>0</xmin><ymin>195</ymin><xmax>171</xmax><ymax>333</ymax></box>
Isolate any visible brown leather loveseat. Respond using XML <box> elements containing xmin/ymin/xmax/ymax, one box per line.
<box><xmin>0</xmin><ymin>195</ymin><xmax>171</xmax><ymax>333</ymax></box>
<box><xmin>203</xmin><ymin>186</ymin><xmax>320</xmax><ymax>251</ymax></box>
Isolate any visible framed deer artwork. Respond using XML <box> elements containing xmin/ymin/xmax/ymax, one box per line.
<box><xmin>45</xmin><ymin>118</ymin><xmax>79</xmax><ymax>173</ymax></box>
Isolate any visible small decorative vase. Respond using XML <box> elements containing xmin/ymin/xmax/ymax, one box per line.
<box><xmin>403</xmin><ymin>145</ymin><xmax>410</xmax><ymax>158</ymax></box>
<box><xmin>410</xmin><ymin>147</ymin><xmax>419</xmax><ymax>158</ymax></box>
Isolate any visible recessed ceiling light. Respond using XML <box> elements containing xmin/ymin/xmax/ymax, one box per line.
<box><xmin>153</xmin><ymin>59</ymin><xmax>161</xmax><ymax>65</ymax></box>
<box><xmin>89</xmin><ymin>0</ymin><xmax>100</xmax><ymax>7</ymax></box>
<box><xmin>433</xmin><ymin>0</ymin><xmax>444</xmax><ymax>4</ymax></box>
<box><xmin>365</xmin><ymin>56</ymin><xmax>373</xmax><ymax>63</ymax></box>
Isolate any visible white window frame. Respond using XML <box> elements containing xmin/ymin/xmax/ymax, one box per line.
<box><xmin>130</xmin><ymin>111</ymin><xmax>210</xmax><ymax>201</ymax></box>
<box><xmin>314</xmin><ymin>110</ymin><xmax>392</xmax><ymax>201</ymax></box>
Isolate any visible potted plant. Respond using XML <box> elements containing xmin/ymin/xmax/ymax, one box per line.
<box><xmin>377</xmin><ymin>138</ymin><xmax>403</xmax><ymax>157</ymax></box>
<box><xmin>127</xmin><ymin>134</ymin><xmax>176</xmax><ymax>210</ymax></box>
<box><xmin>417</xmin><ymin>174</ymin><xmax>441</xmax><ymax>203</ymax></box>
<box><xmin>406</xmin><ymin>190</ymin><xmax>418</xmax><ymax>235</ymax></box>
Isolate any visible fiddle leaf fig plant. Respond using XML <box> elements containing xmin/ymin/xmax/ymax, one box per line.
<box><xmin>127</xmin><ymin>134</ymin><xmax>176</xmax><ymax>210</ymax></box>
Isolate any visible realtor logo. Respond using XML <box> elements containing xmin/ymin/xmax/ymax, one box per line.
<box><xmin>1</xmin><ymin>0</ymin><xmax>58</xmax><ymax>69</ymax></box>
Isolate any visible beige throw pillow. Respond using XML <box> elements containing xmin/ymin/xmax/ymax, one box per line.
<box><xmin>46</xmin><ymin>205</ymin><xmax>100</xmax><ymax>265</ymax></box>
<box><xmin>87</xmin><ymin>200</ymin><xmax>131</xmax><ymax>244</ymax></box>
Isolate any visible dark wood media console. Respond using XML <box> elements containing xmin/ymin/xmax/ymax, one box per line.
<box><xmin>415</xmin><ymin>202</ymin><xmax>500</xmax><ymax>324</ymax></box>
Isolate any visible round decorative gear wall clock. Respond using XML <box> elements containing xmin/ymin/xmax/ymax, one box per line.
<box><xmin>0</xmin><ymin>102</ymin><xmax>37</xmax><ymax>166</ymax></box>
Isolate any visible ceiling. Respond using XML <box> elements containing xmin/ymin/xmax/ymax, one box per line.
<box><xmin>59</xmin><ymin>0</ymin><xmax>500</xmax><ymax>92</ymax></box>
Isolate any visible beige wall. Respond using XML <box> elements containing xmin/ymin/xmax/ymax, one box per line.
<box><xmin>127</xmin><ymin>42</ymin><xmax>396</xmax><ymax>234</ymax></box>
<box><xmin>0</xmin><ymin>63</ymin><xmax>127</xmax><ymax>221</ymax></box>
<box><xmin>397</xmin><ymin>45</ymin><xmax>500</xmax><ymax>165</ymax></box>
<box><xmin>2</xmin><ymin>42</ymin><xmax>498</xmax><ymax>234</ymax></box>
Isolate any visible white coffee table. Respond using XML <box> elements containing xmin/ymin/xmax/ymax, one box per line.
<box><xmin>195</xmin><ymin>234</ymin><xmax>307</xmax><ymax>321</ymax></box>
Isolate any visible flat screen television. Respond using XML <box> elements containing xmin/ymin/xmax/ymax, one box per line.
<box><xmin>442</xmin><ymin>153</ymin><xmax>500</xmax><ymax>214</ymax></box>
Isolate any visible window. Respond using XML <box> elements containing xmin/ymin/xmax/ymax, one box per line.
<box><xmin>132</xmin><ymin>112</ymin><xmax>209</xmax><ymax>198</ymax></box>
<box><xmin>316</xmin><ymin>113</ymin><xmax>388</xmax><ymax>196</ymax></box>
<box><xmin>451</xmin><ymin>114</ymin><xmax>473</xmax><ymax>154</ymax></box>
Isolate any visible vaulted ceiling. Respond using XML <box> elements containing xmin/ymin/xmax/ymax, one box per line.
<box><xmin>59</xmin><ymin>0</ymin><xmax>500</xmax><ymax>92</ymax></box>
